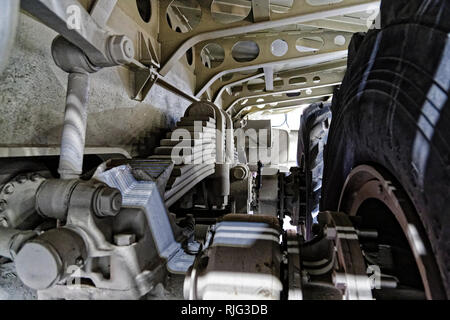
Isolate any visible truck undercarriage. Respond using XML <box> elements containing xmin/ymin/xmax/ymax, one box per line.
<box><xmin>0</xmin><ymin>0</ymin><xmax>448</xmax><ymax>300</ymax></box>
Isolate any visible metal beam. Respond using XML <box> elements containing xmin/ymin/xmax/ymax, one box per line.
<box><xmin>212</xmin><ymin>72</ymin><xmax>264</xmax><ymax>103</ymax></box>
<box><xmin>225</xmin><ymin>69</ymin><xmax>345</xmax><ymax>113</ymax></box>
<box><xmin>232</xmin><ymin>83</ymin><xmax>340</xmax><ymax>117</ymax></box>
<box><xmin>239</xmin><ymin>95</ymin><xmax>333</xmax><ymax>119</ymax></box>
<box><xmin>298</xmin><ymin>18</ymin><xmax>368</xmax><ymax>33</ymax></box>
<box><xmin>213</xmin><ymin>59</ymin><xmax>346</xmax><ymax>104</ymax></box>
<box><xmin>193</xmin><ymin>30</ymin><xmax>351</xmax><ymax>96</ymax></box>
<box><xmin>276</xmin><ymin>58</ymin><xmax>347</xmax><ymax>79</ymax></box>
<box><xmin>264</xmin><ymin>67</ymin><xmax>274</xmax><ymax>92</ymax></box>
<box><xmin>159</xmin><ymin>0</ymin><xmax>380</xmax><ymax>75</ymax></box>
<box><xmin>0</xmin><ymin>147</ymin><xmax>131</xmax><ymax>159</ymax></box>
<box><xmin>131</xmin><ymin>64</ymin><xmax>200</xmax><ymax>103</ymax></box>
<box><xmin>241</xmin><ymin>96</ymin><xmax>330</xmax><ymax>118</ymax></box>
<box><xmin>196</xmin><ymin>47</ymin><xmax>348</xmax><ymax>98</ymax></box>
<box><xmin>90</xmin><ymin>0</ymin><xmax>118</xmax><ymax>28</ymax></box>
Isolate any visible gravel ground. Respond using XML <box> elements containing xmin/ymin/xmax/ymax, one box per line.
<box><xmin>0</xmin><ymin>262</ymin><xmax>185</xmax><ymax>300</ymax></box>
<box><xmin>0</xmin><ymin>262</ymin><xmax>36</xmax><ymax>300</ymax></box>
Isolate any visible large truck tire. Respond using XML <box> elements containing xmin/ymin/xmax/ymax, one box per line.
<box><xmin>321</xmin><ymin>1</ymin><xmax>450</xmax><ymax>299</ymax></box>
<box><xmin>297</xmin><ymin>102</ymin><xmax>332</xmax><ymax>240</ymax></box>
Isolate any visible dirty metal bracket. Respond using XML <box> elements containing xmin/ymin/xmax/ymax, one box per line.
<box><xmin>21</xmin><ymin>0</ymin><xmax>118</xmax><ymax>67</ymax></box>
<box><xmin>194</xmin><ymin>30</ymin><xmax>351</xmax><ymax>97</ymax></box>
<box><xmin>224</xmin><ymin>67</ymin><xmax>346</xmax><ymax>113</ymax></box>
<box><xmin>237</xmin><ymin>89</ymin><xmax>334</xmax><ymax>119</ymax></box>
<box><xmin>158</xmin><ymin>0</ymin><xmax>380</xmax><ymax>76</ymax></box>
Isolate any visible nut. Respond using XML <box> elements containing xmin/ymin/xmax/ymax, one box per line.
<box><xmin>95</xmin><ymin>187</ymin><xmax>122</xmax><ymax>217</ymax></box>
<box><xmin>233</xmin><ymin>166</ymin><xmax>248</xmax><ymax>180</ymax></box>
<box><xmin>108</xmin><ymin>35</ymin><xmax>135</xmax><ymax>65</ymax></box>
<box><xmin>114</xmin><ymin>234</ymin><xmax>136</xmax><ymax>247</ymax></box>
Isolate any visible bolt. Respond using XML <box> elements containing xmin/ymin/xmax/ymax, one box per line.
<box><xmin>3</xmin><ymin>183</ymin><xmax>14</xmax><ymax>195</ymax></box>
<box><xmin>114</xmin><ymin>234</ymin><xmax>136</xmax><ymax>247</ymax></box>
<box><xmin>108</xmin><ymin>35</ymin><xmax>135</xmax><ymax>65</ymax></box>
<box><xmin>233</xmin><ymin>166</ymin><xmax>248</xmax><ymax>180</ymax></box>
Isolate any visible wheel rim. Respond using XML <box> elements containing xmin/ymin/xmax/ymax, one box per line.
<box><xmin>338</xmin><ymin>165</ymin><xmax>445</xmax><ymax>299</ymax></box>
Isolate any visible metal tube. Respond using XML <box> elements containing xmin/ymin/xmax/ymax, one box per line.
<box><xmin>155</xmin><ymin>75</ymin><xmax>200</xmax><ymax>103</ymax></box>
<box><xmin>58</xmin><ymin>72</ymin><xmax>90</xmax><ymax>179</ymax></box>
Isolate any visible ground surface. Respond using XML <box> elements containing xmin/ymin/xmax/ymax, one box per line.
<box><xmin>0</xmin><ymin>262</ymin><xmax>36</xmax><ymax>300</ymax></box>
<box><xmin>0</xmin><ymin>261</ymin><xmax>184</xmax><ymax>300</ymax></box>
<box><xmin>0</xmin><ymin>13</ymin><xmax>194</xmax><ymax>158</ymax></box>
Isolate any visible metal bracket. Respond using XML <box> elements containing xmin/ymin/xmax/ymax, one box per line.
<box><xmin>238</xmin><ymin>88</ymin><xmax>334</xmax><ymax>119</ymax></box>
<box><xmin>158</xmin><ymin>0</ymin><xmax>380</xmax><ymax>76</ymax></box>
<box><xmin>194</xmin><ymin>30</ymin><xmax>352</xmax><ymax>97</ymax></box>
<box><xmin>225</xmin><ymin>65</ymin><xmax>346</xmax><ymax>114</ymax></box>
